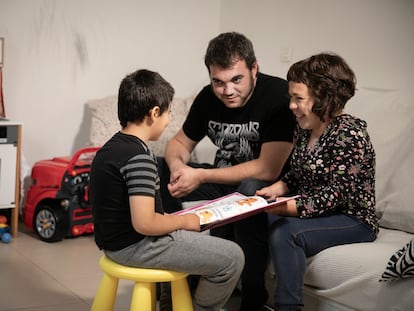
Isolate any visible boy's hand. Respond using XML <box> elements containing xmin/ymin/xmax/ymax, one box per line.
<box><xmin>181</xmin><ymin>214</ymin><xmax>201</xmax><ymax>232</ymax></box>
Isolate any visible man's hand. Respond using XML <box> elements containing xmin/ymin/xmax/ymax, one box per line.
<box><xmin>168</xmin><ymin>166</ymin><xmax>202</xmax><ymax>198</ymax></box>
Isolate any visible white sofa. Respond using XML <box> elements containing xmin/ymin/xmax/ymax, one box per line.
<box><xmin>86</xmin><ymin>88</ymin><xmax>414</xmax><ymax>311</ymax></box>
<box><xmin>299</xmin><ymin>89</ymin><xmax>414</xmax><ymax>311</ymax></box>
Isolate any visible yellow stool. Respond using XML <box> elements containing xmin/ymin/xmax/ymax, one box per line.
<box><xmin>91</xmin><ymin>255</ymin><xmax>194</xmax><ymax>311</ymax></box>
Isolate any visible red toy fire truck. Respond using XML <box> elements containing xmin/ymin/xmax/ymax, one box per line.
<box><xmin>23</xmin><ymin>147</ymin><xmax>100</xmax><ymax>242</ymax></box>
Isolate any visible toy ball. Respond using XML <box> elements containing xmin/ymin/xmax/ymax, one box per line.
<box><xmin>1</xmin><ymin>232</ymin><xmax>12</xmax><ymax>244</ymax></box>
<box><xmin>0</xmin><ymin>215</ymin><xmax>7</xmax><ymax>224</ymax></box>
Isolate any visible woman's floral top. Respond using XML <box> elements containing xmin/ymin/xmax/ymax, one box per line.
<box><xmin>281</xmin><ymin>114</ymin><xmax>379</xmax><ymax>233</ymax></box>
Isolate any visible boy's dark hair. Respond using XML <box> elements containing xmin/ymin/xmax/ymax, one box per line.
<box><xmin>204</xmin><ymin>32</ymin><xmax>257</xmax><ymax>72</ymax></box>
<box><xmin>118</xmin><ymin>69</ymin><xmax>174</xmax><ymax>128</ymax></box>
<box><xmin>287</xmin><ymin>53</ymin><xmax>356</xmax><ymax>122</ymax></box>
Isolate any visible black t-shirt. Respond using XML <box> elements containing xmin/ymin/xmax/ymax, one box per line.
<box><xmin>183</xmin><ymin>73</ymin><xmax>295</xmax><ymax>168</ymax></box>
<box><xmin>90</xmin><ymin>132</ymin><xmax>163</xmax><ymax>251</ymax></box>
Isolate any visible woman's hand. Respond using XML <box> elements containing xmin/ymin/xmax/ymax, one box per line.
<box><xmin>256</xmin><ymin>181</ymin><xmax>298</xmax><ymax>216</ymax></box>
<box><xmin>256</xmin><ymin>181</ymin><xmax>287</xmax><ymax>201</ymax></box>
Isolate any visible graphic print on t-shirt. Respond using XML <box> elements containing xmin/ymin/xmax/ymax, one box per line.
<box><xmin>208</xmin><ymin>120</ymin><xmax>260</xmax><ymax>167</ymax></box>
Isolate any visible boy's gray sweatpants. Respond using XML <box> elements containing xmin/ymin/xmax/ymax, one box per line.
<box><xmin>104</xmin><ymin>229</ymin><xmax>244</xmax><ymax>311</ymax></box>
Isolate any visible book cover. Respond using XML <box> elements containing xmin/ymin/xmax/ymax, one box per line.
<box><xmin>175</xmin><ymin>192</ymin><xmax>299</xmax><ymax>231</ymax></box>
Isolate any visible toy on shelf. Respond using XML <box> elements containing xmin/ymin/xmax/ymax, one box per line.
<box><xmin>0</xmin><ymin>215</ymin><xmax>12</xmax><ymax>243</ymax></box>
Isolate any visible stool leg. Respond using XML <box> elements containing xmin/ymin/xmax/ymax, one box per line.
<box><xmin>150</xmin><ymin>283</ymin><xmax>156</xmax><ymax>311</ymax></box>
<box><xmin>130</xmin><ymin>282</ymin><xmax>155</xmax><ymax>311</ymax></box>
<box><xmin>91</xmin><ymin>273</ymin><xmax>119</xmax><ymax>311</ymax></box>
<box><xmin>171</xmin><ymin>279</ymin><xmax>194</xmax><ymax>311</ymax></box>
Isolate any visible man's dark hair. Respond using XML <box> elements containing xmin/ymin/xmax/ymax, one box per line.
<box><xmin>204</xmin><ymin>32</ymin><xmax>257</xmax><ymax>72</ymax></box>
<box><xmin>118</xmin><ymin>69</ymin><xmax>174</xmax><ymax>128</ymax></box>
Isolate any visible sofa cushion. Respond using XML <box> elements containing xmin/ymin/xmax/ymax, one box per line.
<box><xmin>88</xmin><ymin>95</ymin><xmax>119</xmax><ymax>147</ymax></box>
<box><xmin>380</xmin><ymin>237</ymin><xmax>414</xmax><ymax>282</ymax></box>
<box><xmin>347</xmin><ymin>89</ymin><xmax>414</xmax><ymax>233</ymax></box>
<box><xmin>304</xmin><ymin>228</ymin><xmax>414</xmax><ymax>310</ymax></box>
<box><xmin>87</xmin><ymin>95</ymin><xmax>197</xmax><ymax>161</ymax></box>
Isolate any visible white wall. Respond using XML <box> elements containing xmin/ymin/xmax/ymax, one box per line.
<box><xmin>0</xmin><ymin>0</ymin><xmax>413</xmax><ymax>168</ymax></box>
<box><xmin>0</xmin><ymin>0</ymin><xmax>220</xmax><ymax>166</ymax></box>
<box><xmin>220</xmin><ymin>0</ymin><xmax>414</xmax><ymax>91</ymax></box>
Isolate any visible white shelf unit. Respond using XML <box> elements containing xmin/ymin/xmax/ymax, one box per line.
<box><xmin>0</xmin><ymin>119</ymin><xmax>22</xmax><ymax>237</ymax></box>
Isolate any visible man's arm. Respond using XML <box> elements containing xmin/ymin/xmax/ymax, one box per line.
<box><xmin>167</xmin><ymin>140</ymin><xmax>293</xmax><ymax>198</ymax></box>
<box><xmin>199</xmin><ymin>141</ymin><xmax>293</xmax><ymax>184</ymax></box>
<box><xmin>164</xmin><ymin>128</ymin><xmax>198</xmax><ymax>173</ymax></box>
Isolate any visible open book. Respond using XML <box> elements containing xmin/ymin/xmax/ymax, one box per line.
<box><xmin>175</xmin><ymin>192</ymin><xmax>299</xmax><ymax>231</ymax></box>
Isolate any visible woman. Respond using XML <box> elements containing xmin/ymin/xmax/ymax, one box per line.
<box><xmin>256</xmin><ymin>53</ymin><xmax>379</xmax><ymax>311</ymax></box>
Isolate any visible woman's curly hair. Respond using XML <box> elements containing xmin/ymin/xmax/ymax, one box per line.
<box><xmin>287</xmin><ymin>53</ymin><xmax>356</xmax><ymax>122</ymax></box>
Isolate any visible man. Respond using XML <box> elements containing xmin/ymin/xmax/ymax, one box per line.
<box><xmin>160</xmin><ymin>32</ymin><xmax>295</xmax><ymax>311</ymax></box>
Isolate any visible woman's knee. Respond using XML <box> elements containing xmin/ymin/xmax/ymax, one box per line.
<box><xmin>269</xmin><ymin>218</ymin><xmax>296</xmax><ymax>248</ymax></box>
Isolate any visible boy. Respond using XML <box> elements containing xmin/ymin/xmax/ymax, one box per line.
<box><xmin>90</xmin><ymin>69</ymin><xmax>244</xmax><ymax>311</ymax></box>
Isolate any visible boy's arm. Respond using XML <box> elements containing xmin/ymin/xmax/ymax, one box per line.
<box><xmin>129</xmin><ymin>195</ymin><xmax>200</xmax><ymax>235</ymax></box>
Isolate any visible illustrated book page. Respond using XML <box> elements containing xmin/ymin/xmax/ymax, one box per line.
<box><xmin>174</xmin><ymin>192</ymin><xmax>299</xmax><ymax>231</ymax></box>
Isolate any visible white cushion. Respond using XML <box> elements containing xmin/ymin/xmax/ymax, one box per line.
<box><xmin>87</xmin><ymin>95</ymin><xmax>197</xmax><ymax>161</ymax></box>
<box><xmin>347</xmin><ymin>89</ymin><xmax>414</xmax><ymax>233</ymax></box>
<box><xmin>87</xmin><ymin>95</ymin><xmax>119</xmax><ymax>147</ymax></box>
<box><xmin>304</xmin><ymin>228</ymin><xmax>414</xmax><ymax>310</ymax></box>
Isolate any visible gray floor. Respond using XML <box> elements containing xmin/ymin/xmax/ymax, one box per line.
<box><xmin>0</xmin><ymin>221</ymin><xmax>241</xmax><ymax>311</ymax></box>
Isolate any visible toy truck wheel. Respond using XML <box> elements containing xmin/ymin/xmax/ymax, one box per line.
<box><xmin>34</xmin><ymin>206</ymin><xmax>69</xmax><ymax>242</ymax></box>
